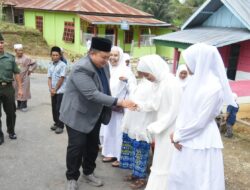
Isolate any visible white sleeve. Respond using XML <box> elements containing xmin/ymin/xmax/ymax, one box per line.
<box><xmin>147</xmin><ymin>84</ymin><xmax>182</xmax><ymax>134</ymax></box>
<box><xmin>173</xmin><ymin>90</ymin><xmax>223</xmax><ymax>142</ymax></box>
<box><xmin>137</xmin><ymin>90</ymin><xmax>161</xmax><ymax>112</ymax></box>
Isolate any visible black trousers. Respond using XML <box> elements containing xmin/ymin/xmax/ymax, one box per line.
<box><xmin>51</xmin><ymin>93</ymin><xmax>64</xmax><ymax>129</ymax></box>
<box><xmin>0</xmin><ymin>85</ymin><xmax>16</xmax><ymax>137</ymax></box>
<box><xmin>66</xmin><ymin>120</ymin><xmax>101</xmax><ymax>180</ymax></box>
<box><xmin>17</xmin><ymin>100</ymin><xmax>27</xmax><ymax>109</ymax></box>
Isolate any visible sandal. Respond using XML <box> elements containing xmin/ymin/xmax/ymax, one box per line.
<box><xmin>102</xmin><ymin>157</ymin><xmax>116</xmax><ymax>163</ymax></box>
<box><xmin>112</xmin><ymin>160</ymin><xmax>120</xmax><ymax>167</ymax></box>
<box><xmin>130</xmin><ymin>179</ymin><xmax>147</xmax><ymax>189</ymax></box>
<box><xmin>123</xmin><ymin>174</ymin><xmax>138</xmax><ymax>182</ymax></box>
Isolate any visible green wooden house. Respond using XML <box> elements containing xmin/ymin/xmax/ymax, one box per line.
<box><xmin>15</xmin><ymin>0</ymin><xmax>171</xmax><ymax>57</ymax></box>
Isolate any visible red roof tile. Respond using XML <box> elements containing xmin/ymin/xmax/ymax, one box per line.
<box><xmin>4</xmin><ymin>0</ymin><xmax>29</xmax><ymax>6</ymax></box>
<box><xmin>79</xmin><ymin>14</ymin><xmax>170</xmax><ymax>26</ymax></box>
<box><xmin>15</xmin><ymin>0</ymin><xmax>152</xmax><ymax>17</ymax></box>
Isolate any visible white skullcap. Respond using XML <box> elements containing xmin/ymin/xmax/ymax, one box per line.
<box><xmin>179</xmin><ymin>0</ymin><xmax>186</xmax><ymax>4</ymax></box>
<box><xmin>14</xmin><ymin>44</ymin><xmax>23</xmax><ymax>50</ymax></box>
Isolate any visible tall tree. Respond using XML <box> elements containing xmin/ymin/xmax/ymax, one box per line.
<box><xmin>169</xmin><ymin>0</ymin><xmax>206</xmax><ymax>26</ymax></box>
<box><xmin>119</xmin><ymin>0</ymin><xmax>171</xmax><ymax>22</ymax></box>
<box><xmin>141</xmin><ymin>0</ymin><xmax>171</xmax><ymax>22</ymax></box>
<box><xmin>118</xmin><ymin>0</ymin><xmax>206</xmax><ymax>26</ymax></box>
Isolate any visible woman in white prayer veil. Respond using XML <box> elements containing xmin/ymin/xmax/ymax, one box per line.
<box><xmin>101</xmin><ymin>46</ymin><xmax>136</xmax><ymax>167</ymax></box>
<box><xmin>176</xmin><ymin>64</ymin><xmax>189</xmax><ymax>90</ymax></box>
<box><xmin>135</xmin><ymin>54</ymin><xmax>182</xmax><ymax>190</ymax></box>
<box><xmin>169</xmin><ymin>43</ymin><xmax>236</xmax><ymax>190</ymax></box>
<box><xmin>123</xmin><ymin>53</ymin><xmax>131</xmax><ymax>67</ymax></box>
<box><xmin>119</xmin><ymin>76</ymin><xmax>156</xmax><ymax>189</ymax></box>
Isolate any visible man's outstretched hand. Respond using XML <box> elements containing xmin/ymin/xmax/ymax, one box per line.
<box><xmin>117</xmin><ymin>99</ymin><xmax>137</xmax><ymax>110</ymax></box>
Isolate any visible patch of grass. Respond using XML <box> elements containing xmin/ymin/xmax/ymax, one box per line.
<box><xmin>0</xmin><ymin>21</ymin><xmax>40</xmax><ymax>34</ymax></box>
<box><xmin>0</xmin><ymin>22</ymin><xmax>50</xmax><ymax>56</ymax></box>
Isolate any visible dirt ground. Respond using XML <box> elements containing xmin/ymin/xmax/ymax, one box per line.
<box><xmin>223</xmin><ymin>103</ymin><xmax>250</xmax><ymax>190</ymax></box>
<box><xmin>237</xmin><ymin>103</ymin><xmax>250</xmax><ymax>119</ymax></box>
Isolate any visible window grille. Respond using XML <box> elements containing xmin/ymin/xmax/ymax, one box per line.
<box><xmin>63</xmin><ymin>21</ymin><xmax>75</xmax><ymax>43</ymax></box>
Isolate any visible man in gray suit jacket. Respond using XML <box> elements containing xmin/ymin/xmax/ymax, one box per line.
<box><xmin>60</xmin><ymin>37</ymin><xmax>135</xmax><ymax>190</ymax></box>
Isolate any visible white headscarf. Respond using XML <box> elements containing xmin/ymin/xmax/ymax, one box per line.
<box><xmin>123</xmin><ymin>53</ymin><xmax>130</xmax><ymax>61</ymax></box>
<box><xmin>110</xmin><ymin>46</ymin><xmax>124</xmax><ymax>65</ymax></box>
<box><xmin>123</xmin><ymin>53</ymin><xmax>130</xmax><ymax>65</ymax></box>
<box><xmin>176</xmin><ymin>64</ymin><xmax>189</xmax><ymax>89</ymax></box>
<box><xmin>183</xmin><ymin>43</ymin><xmax>236</xmax><ymax>107</ymax></box>
<box><xmin>136</xmin><ymin>55</ymin><xmax>182</xmax><ymax>135</ymax></box>
<box><xmin>109</xmin><ymin>46</ymin><xmax>135</xmax><ymax>97</ymax></box>
<box><xmin>173</xmin><ymin>43</ymin><xmax>232</xmax><ymax>145</ymax></box>
<box><xmin>136</xmin><ymin>54</ymin><xmax>171</xmax><ymax>112</ymax></box>
<box><xmin>137</xmin><ymin>54</ymin><xmax>169</xmax><ymax>82</ymax></box>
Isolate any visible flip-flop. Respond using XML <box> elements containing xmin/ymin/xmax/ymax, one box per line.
<box><xmin>130</xmin><ymin>179</ymin><xmax>147</xmax><ymax>189</ymax></box>
<box><xmin>102</xmin><ymin>157</ymin><xmax>116</xmax><ymax>163</ymax></box>
<box><xmin>123</xmin><ymin>175</ymin><xmax>138</xmax><ymax>182</ymax></box>
<box><xmin>111</xmin><ymin>160</ymin><xmax>120</xmax><ymax>167</ymax></box>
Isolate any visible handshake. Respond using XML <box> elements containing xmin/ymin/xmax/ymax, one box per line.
<box><xmin>117</xmin><ymin>99</ymin><xmax>138</xmax><ymax>111</ymax></box>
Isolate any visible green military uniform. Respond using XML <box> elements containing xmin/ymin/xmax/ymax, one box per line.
<box><xmin>0</xmin><ymin>52</ymin><xmax>20</xmax><ymax>141</ymax></box>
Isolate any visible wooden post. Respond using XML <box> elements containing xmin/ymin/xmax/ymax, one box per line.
<box><xmin>173</xmin><ymin>48</ymin><xmax>181</xmax><ymax>74</ymax></box>
<box><xmin>138</xmin><ymin>27</ymin><xmax>141</xmax><ymax>48</ymax></box>
<box><xmin>114</xmin><ymin>26</ymin><xmax>118</xmax><ymax>46</ymax></box>
<box><xmin>94</xmin><ymin>25</ymin><xmax>97</xmax><ymax>36</ymax></box>
<box><xmin>11</xmin><ymin>5</ymin><xmax>14</xmax><ymax>23</ymax></box>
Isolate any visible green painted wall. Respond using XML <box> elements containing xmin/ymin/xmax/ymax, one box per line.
<box><xmin>154</xmin><ymin>28</ymin><xmax>175</xmax><ymax>59</ymax></box>
<box><xmin>98</xmin><ymin>25</ymin><xmax>105</xmax><ymax>36</ymax></box>
<box><xmin>154</xmin><ymin>39</ymin><xmax>190</xmax><ymax>60</ymax></box>
<box><xmin>132</xmin><ymin>46</ymin><xmax>156</xmax><ymax>57</ymax></box>
<box><xmin>154</xmin><ymin>39</ymin><xmax>188</xmax><ymax>64</ymax></box>
<box><xmin>24</xmin><ymin>11</ymin><xmax>36</xmax><ymax>28</ymax></box>
<box><xmin>117</xmin><ymin>28</ymin><xmax>124</xmax><ymax>48</ymax></box>
<box><xmin>24</xmin><ymin>9</ymin><xmax>174</xmax><ymax>57</ymax></box>
<box><xmin>24</xmin><ymin>10</ymin><xmax>86</xmax><ymax>55</ymax></box>
<box><xmin>155</xmin><ymin>45</ymin><xmax>174</xmax><ymax>59</ymax></box>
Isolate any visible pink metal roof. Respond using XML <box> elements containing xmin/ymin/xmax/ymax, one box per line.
<box><xmin>79</xmin><ymin>14</ymin><xmax>169</xmax><ymax>26</ymax></box>
<box><xmin>230</xmin><ymin>80</ymin><xmax>250</xmax><ymax>97</ymax></box>
<box><xmin>4</xmin><ymin>0</ymin><xmax>29</xmax><ymax>6</ymax></box>
<box><xmin>15</xmin><ymin>0</ymin><xmax>152</xmax><ymax>17</ymax></box>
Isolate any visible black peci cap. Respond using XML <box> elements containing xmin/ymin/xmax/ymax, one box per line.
<box><xmin>90</xmin><ymin>37</ymin><xmax>112</xmax><ymax>52</ymax></box>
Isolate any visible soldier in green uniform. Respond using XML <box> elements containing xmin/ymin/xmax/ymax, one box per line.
<box><xmin>0</xmin><ymin>32</ymin><xmax>23</xmax><ymax>145</ymax></box>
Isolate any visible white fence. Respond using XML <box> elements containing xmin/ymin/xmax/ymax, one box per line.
<box><xmin>81</xmin><ymin>33</ymin><xmax>116</xmax><ymax>46</ymax></box>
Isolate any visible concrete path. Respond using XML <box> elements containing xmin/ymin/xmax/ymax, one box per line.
<box><xmin>0</xmin><ymin>74</ymin><xmax>131</xmax><ymax>190</ymax></box>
